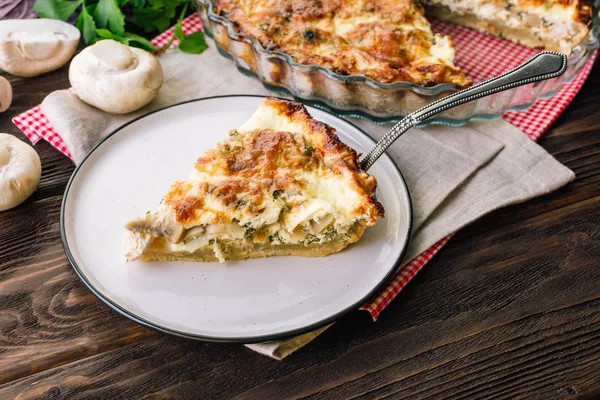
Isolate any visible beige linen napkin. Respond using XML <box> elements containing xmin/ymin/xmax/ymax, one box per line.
<box><xmin>40</xmin><ymin>44</ymin><xmax>574</xmax><ymax>359</ymax></box>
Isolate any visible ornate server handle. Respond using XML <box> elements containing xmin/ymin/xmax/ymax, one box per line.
<box><xmin>360</xmin><ymin>51</ymin><xmax>568</xmax><ymax>171</ymax></box>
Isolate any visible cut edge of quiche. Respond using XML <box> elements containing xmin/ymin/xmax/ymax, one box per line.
<box><xmin>423</xmin><ymin>0</ymin><xmax>593</xmax><ymax>54</ymax></box>
<box><xmin>123</xmin><ymin>98</ymin><xmax>384</xmax><ymax>263</ymax></box>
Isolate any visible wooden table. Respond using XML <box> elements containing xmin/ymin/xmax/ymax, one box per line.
<box><xmin>1</xmin><ymin>60</ymin><xmax>599</xmax><ymax>400</ymax></box>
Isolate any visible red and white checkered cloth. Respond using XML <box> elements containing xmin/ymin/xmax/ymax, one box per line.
<box><xmin>13</xmin><ymin>13</ymin><xmax>597</xmax><ymax>321</ymax></box>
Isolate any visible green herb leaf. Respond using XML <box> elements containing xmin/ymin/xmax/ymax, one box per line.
<box><xmin>178</xmin><ymin>31</ymin><xmax>208</xmax><ymax>54</ymax></box>
<box><xmin>34</xmin><ymin>0</ymin><xmax>83</xmax><ymax>21</ymax></box>
<box><xmin>95</xmin><ymin>29</ymin><xmax>157</xmax><ymax>52</ymax></box>
<box><xmin>123</xmin><ymin>32</ymin><xmax>158</xmax><ymax>52</ymax></box>
<box><xmin>76</xmin><ymin>5</ymin><xmax>98</xmax><ymax>44</ymax></box>
<box><xmin>153</xmin><ymin>1</ymin><xmax>187</xmax><ymax>53</ymax></box>
<box><xmin>131</xmin><ymin>7</ymin><xmax>174</xmax><ymax>33</ymax></box>
<box><xmin>173</xmin><ymin>2</ymin><xmax>187</xmax><ymax>41</ymax></box>
<box><xmin>131</xmin><ymin>0</ymin><xmax>186</xmax><ymax>33</ymax></box>
<box><xmin>174</xmin><ymin>17</ymin><xmax>185</xmax><ymax>41</ymax></box>
<box><xmin>147</xmin><ymin>0</ymin><xmax>188</xmax><ymax>7</ymax></box>
<box><xmin>36</xmin><ymin>0</ymin><xmax>199</xmax><ymax>55</ymax></box>
<box><xmin>95</xmin><ymin>28</ymin><xmax>121</xmax><ymax>40</ymax></box>
<box><xmin>93</xmin><ymin>0</ymin><xmax>126</xmax><ymax>36</ymax></box>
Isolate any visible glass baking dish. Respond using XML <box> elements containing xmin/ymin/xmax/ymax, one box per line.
<box><xmin>195</xmin><ymin>0</ymin><xmax>600</xmax><ymax>125</ymax></box>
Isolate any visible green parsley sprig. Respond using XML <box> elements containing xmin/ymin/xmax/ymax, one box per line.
<box><xmin>33</xmin><ymin>0</ymin><xmax>208</xmax><ymax>54</ymax></box>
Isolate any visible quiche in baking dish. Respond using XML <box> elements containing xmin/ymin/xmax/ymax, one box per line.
<box><xmin>213</xmin><ymin>0</ymin><xmax>593</xmax><ymax>86</ymax></box>
<box><xmin>123</xmin><ymin>98</ymin><xmax>384</xmax><ymax>263</ymax></box>
<box><xmin>214</xmin><ymin>0</ymin><xmax>471</xmax><ymax>86</ymax></box>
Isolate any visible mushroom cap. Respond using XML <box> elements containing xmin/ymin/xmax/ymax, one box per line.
<box><xmin>0</xmin><ymin>76</ymin><xmax>12</xmax><ymax>112</ymax></box>
<box><xmin>0</xmin><ymin>133</ymin><xmax>41</xmax><ymax>211</ymax></box>
<box><xmin>69</xmin><ymin>40</ymin><xmax>164</xmax><ymax>114</ymax></box>
<box><xmin>0</xmin><ymin>19</ymin><xmax>80</xmax><ymax>77</ymax></box>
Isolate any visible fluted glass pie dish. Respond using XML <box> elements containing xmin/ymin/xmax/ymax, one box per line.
<box><xmin>195</xmin><ymin>0</ymin><xmax>599</xmax><ymax>125</ymax></box>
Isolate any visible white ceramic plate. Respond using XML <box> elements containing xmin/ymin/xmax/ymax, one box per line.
<box><xmin>61</xmin><ymin>95</ymin><xmax>412</xmax><ymax>343</ymax></box>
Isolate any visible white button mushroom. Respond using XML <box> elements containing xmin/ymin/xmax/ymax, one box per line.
<box><xmin>0</xmin><ymin>134</ymin><xmax>41</xmax><ymax>211</ymax></box>
<box><xmin>0</xmin><ymin>76</ymin><xmax>12</xmax><ymax>112</ymax></box>
<box><xmin>69</xmin><ymin>40</ymin><xmax>164</xmax><ymax>114</ymax></box>
<box><xmin>0</xmin><ymin>19</ymin><xmax>80</xmax><ymax>77</ymax></box>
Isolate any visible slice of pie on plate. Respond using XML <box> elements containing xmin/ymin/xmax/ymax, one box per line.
<box><xmin>123</xmin><ymin>98</ymin><xmax>384</xmax><ymax>263</ymax></box>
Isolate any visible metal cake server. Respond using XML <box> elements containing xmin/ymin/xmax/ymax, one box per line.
<box><xmin>360</xmin><ymin>51</ymin><xmax>568</xmax><ymax>171</ymax></box>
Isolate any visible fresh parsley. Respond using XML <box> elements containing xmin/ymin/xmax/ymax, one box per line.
<box><xmin>93</xmin><ymin>0</ymin><xmax>125</xmax><ymax>36</ymax></box>
<box><xmin>34</xmin><ymin>0</ymin><xmax>83</xmax><ymax>21</ymax></box>
<box><xmin>179</xmin><ymin>31</ymin><xmax>208</xmax><ymax>54</ymax></box>
<box><xmin>170</xmin><ymin>3</ymin><xmax>208</xmax><ymax>54</ymax></box>
<box><xmin>95</xmin><ymin>29</ymin><xmax>157</xmax><ymax>52</ymax></box>
<box><xmin>34</xmin><ymin>0</ymin><xmax>208</xmax><ymax>54</ymax></box>
<box><xmin>128</xmin><ymin>0</ymin><xmax>147</xmax><ymax>7</ymax></box>
<box><xmin>131</xmin><ymin>0</ymin><xmax>188</xmax><ymax>33</ymax></box>
<box><xmin>75</xmin><ymin>4</ymin><xmax>97</xmax><ymax>44</ymax></box>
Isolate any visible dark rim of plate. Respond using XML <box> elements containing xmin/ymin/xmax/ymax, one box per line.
<box><xmin>60</xmin><ymin>94</ymin><xmax>413</xmax><ymax>344</ymax></box>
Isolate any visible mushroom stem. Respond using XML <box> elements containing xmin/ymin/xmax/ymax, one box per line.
<box><xmin>0</xmin><ymin>143</ymin><xmax>8</xmax><ymax>166</ymax></box>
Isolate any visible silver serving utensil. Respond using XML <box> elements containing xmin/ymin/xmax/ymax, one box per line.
<box><xmin>360</xmin><ymin>51</ymin><xmax>568</xmax><ymax>171</ymax></box>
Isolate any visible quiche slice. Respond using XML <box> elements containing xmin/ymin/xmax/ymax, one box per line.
<box><xmin>422</xmin><ymin>0</ymin><xmax>593</xmax><ymax>54</ymax></box>
<box><xmin>123</xmin><ymin>98</ymin><xmax>384</xmax><ymax>263</ymax></box>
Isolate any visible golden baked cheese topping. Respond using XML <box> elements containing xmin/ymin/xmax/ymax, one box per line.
<box><xmin>213</xmin><ymin>0</ymin><xmax>471</xmax><ymax>86</ymax></box>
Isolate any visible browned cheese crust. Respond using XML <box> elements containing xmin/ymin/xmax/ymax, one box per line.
<box><xmin>166</xmin><ymin>97</ymin><xmax>383</xmax><ymax>227</ymax></box>
<box><xmin>213</xmin><ymin>0</ymin><xmax>471</xmax><ymax>86</ymax></box>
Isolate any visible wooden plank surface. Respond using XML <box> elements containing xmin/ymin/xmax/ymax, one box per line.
<box><xmin>0</xmin><ymin>59</ymin><xmax>598</xmax><ymax>399</ymax></box>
